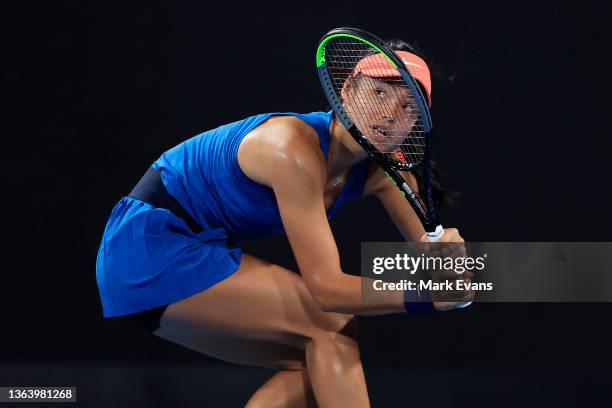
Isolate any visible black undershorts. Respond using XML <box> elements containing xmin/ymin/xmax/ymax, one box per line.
<box><xmin>122</xmin><ymin>305</ymin><xmax>168</xmax><ymax>332</ymax></box>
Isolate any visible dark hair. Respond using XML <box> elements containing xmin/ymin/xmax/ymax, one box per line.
<box><xmin>383</xmin><ymin>39</ymin><xmax>430</xmax><ymax>96</ymax></box>
<box><xmin>382</xmin><ymin>39</ymin><xmax>458</xmax><ymax>209</ymax></box>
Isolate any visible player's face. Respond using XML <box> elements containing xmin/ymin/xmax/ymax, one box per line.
<box><xmin>342</xmin><ymin>75</ymin><xmax>419</xmax><ymax>153</ymax></box>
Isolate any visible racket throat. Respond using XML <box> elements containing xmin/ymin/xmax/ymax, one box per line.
<box><xmin>399</xmin><ymin>181</ymin><xmax>443</xmax><ymax>240</ymax></box>
<box><xmin>400</xmin><ymin>181</ymin><xmax>427</xmax><ymax>216</ymax></box>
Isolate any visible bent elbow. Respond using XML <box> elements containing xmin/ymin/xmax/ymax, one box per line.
<box><xmin>316</xmin><ymin>296</ymin><xmax>338</xmax><ymax>313</ymax></box>
<box><xmin>309</xmin><ymin>278</ymin><xmax>344</xmax><ymax>313</ymax></box>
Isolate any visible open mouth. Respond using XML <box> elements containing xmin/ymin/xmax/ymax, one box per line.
<box><xmin>372</xmin><ymin>126</ymin><xmax>387</xmax><ymax>137</ymax></box>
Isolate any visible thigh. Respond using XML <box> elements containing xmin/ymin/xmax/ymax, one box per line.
<box><xmin>158</xmin><ymin>253</ymin><xmax>356</xmax><ymax>349</ymax></box>
<box><xmin>154</xmin><ymin>329</ymin><xmax>305</xmax><ymax>371</ymax></box>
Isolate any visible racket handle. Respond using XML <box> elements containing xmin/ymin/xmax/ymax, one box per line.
<box><xmin>426</xmin><ymin>224</ymin><xmax>474</xmax><ymax>310</ymax></box>
<box><xmin>426</xmin><ymin>225</ymin><xmax>444</xmax><ymax>241</ymax></box>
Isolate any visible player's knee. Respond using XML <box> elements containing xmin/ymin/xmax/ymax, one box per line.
<box><xmin>338</xmin><ymin>315</ymin><xmax>358</xmax><ymax>342</ymax></box>
<box><xmin>299</xmin><ymin>314</ymin><xmax>358</xmax><ymax>351</ymax></box>
<box><xmin>318</xmin><ymin>314</ymin><xmax>357</xmax><ymax>343</ymax></box>
<box><xmin>307</xmin><ymin>328</ymin><xmax>358</xmax><ymax>356</ymax></box>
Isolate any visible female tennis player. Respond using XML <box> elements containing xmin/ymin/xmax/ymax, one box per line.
<box><xmin>96</xmin><ymin>40</ymin><xmax>471</xmax><ymax>407</ymax></box>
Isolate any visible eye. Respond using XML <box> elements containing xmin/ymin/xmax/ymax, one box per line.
<box><xmin>403</xmin><ymin>104</ymin><xmax>414</xmax><ymax>114</ymax></box>
<box><xmin>375</xmin><ymin>89</ymin><xmax>386</xmax><ymax>97</ymax></box>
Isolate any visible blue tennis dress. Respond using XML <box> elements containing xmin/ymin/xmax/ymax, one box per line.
<box><xmin>96</xmin><ymin>111</ymin><xmax>370</xmax><ymax>317</ymax></box>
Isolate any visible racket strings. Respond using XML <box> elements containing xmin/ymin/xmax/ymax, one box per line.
<box><xmin>324</xmin><ymin>39</ymin><xmax>426</xmax><ymax>168</ymax></box>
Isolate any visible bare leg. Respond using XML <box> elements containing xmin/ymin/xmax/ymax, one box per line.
<box><xmin>306</xmin><ymin>332</ymin><xmax>369</xmax><ymax>407</ymax></box>
<box><xmin>153</xmin><ymin>330</ymin><xmax>315</xmax><ymax>407</ymax></box>
<box><xmin>155</xmin><ymin>253</ymin><xmax>370</xmax><ymax>407</ymax></box>
<box><xmin>245</xmin><ymin>368</ymin><xmax>316</xmax><ymax>408</ymax></box>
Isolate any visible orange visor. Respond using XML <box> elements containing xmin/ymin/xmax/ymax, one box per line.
<box><xmin>353</xmin><ymin>50</ymin><xmax>432</xmax><ymax>107</ymax></box>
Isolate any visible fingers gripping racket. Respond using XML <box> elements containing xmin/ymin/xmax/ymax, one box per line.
<box><xmin>316</xmin><ymin>27</ymin><xmax>443</xmax><ymax>241</ymax></box>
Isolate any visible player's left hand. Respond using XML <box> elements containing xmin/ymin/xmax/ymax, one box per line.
<box><xmin>419</xmin><ymin>227</ymin><xmax>475</xmax><ymax>311</ymax></box>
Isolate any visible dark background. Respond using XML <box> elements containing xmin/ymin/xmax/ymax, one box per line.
<box><xmin>2</xmin><ymin>1</ymin><xmax>611</xmax><ymax>407</ymax></box>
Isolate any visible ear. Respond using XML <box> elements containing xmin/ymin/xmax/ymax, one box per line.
<box><xmin>340</xmin><ymin>77</ymin><xmax>352</xmax><ymax>101</ymax></box>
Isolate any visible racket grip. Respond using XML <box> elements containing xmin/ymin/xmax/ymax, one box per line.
<box><xmin>425</xmin><ymin>224</ymin><xmax>474</xmax><ymax>310</ymax></box>
<box><xmin>426</xmin><ymin>225</ymin><xmax>444</xmax><ymax>241</ymax></box>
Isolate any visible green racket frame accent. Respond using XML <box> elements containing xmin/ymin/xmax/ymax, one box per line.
<box><xmin>315</xmin><ymin>34</ymin><xmax>397</xmax><ymax>68</ymax></box>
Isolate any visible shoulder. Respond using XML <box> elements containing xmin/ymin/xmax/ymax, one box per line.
<box><xmin>238</xmin><ymin>115</ymin><xmax>327</xmax><ymax>189</ymax></box>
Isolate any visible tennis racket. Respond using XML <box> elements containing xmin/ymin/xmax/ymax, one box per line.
<box><xmin>316</xmin><ymin>27</ymin><xmax>443</xmax><ymax>241</ymax></box>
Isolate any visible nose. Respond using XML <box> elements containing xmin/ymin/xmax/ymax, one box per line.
<box><xmin>383</xmin><ymin>116</ymin><xmax>395</xmax><ymax>124</ymax></box>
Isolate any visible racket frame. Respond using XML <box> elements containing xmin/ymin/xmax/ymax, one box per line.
<box><xmin>316</xmin><ymin>27</ymin><xmax>442</xmax><ymax>238</ymax></box>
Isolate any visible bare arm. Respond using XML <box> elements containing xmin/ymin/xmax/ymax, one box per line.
<box><xmin>244</xmin><ymin>121</ymin><xmax>405</xmax><ymax>315</ymax></box>
<box><xmin>273</xmin><ymin>153</ymin><xmax>407</xmax><ymax>314</ymax></box>
<box><xmin>368</xmin><ymin>163</ymin><xmax>466</xmax><ymax>245</ymax></box>
<box><xmin>367</xmin><ymin>164</ymin><xmax>426</xmax><ymax>242</ymax></box>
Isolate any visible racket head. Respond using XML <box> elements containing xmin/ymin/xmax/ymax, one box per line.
<box><xmin>316</xmin><ymin>27</ymin><xmax>433</xmax><ymax>172</ymax></box>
